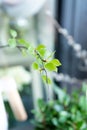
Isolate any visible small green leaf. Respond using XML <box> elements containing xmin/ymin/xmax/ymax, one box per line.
<box><xmin>60</xmin><ymin>111</ymin><xmax>70</xmax><ymax>117</ymax></box>
<box><xmin>8</xmin><ymin>38</ymin><xmax>16</xmax><ymax>48</ymax></box>
<box><xmin>18</xmin><ymin>39</ymin><xmax>30</xmax><ymax>47</ymax></box>
<box><xmin>59</xmin><ymin>111</ymin><xmax>70</xmax><ymax>123</ymax></box>
<box><xmin>36</xmin><ymin>44</ymin><xmax>46</xmax><ymax>57</ymax></box>
<box><xmin>38</xmin><ymin>99</ymin><xmax>46</xmax><ymax>112</ymax></box>
<box><xmin>10</xmin><ymin>29</ymin><xmax>17</xmax><ymax>38</ymax></box>
<box><xmin>52</xmin><ymin>118</ymin><xmax>58</xmax><ymax>126</ymax></box>
<box><xmin>36</xmin><ymin>44</ymin><xmax>46</xmax><ymax>50</ymax></box>
<box><xmin>76</xmin><ymin>121</ymin><xmax>84</xmax><ymax>129</ymax></box>
<box><xmin>38</xmin><ymin>48</ymin><xmax>46</xmax><ymax>57</ymax></box>
<box><xmin>42</xmin><ymin>75</ymin><xmax>51</xmax><ymax>84</ymax></box>
<box><xmin>32</xmin><ymin>62</ymin><xmax>39</xmax><ymax>70</ymax></box>
<box><xmin>45</xmin><ymin>62</ymin><xmax>57</xmax><ymax>72</ymax></box>
<box><xmin>50</xmin><ymin>59</ymin><xmax>61</xmax><ymax>66</ymax></box>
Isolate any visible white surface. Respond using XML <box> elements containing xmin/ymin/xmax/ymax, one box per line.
<box><xmin>0</xmin><ymin>77</ymin><xmax>17</xmax><ymax>92</ymax></box>
<box><xmin>0</xmin><ymin>90</ymin><xmax>8</xmax><ymax>130</ymax></box>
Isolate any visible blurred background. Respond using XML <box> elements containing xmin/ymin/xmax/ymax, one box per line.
<box><xmin>0</xmin><ymin>0</ymin><xmax>87</xmax><ymax>130</ymax></box>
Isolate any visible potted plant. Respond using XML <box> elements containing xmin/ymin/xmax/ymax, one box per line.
<box><xmin>31</xmin><ymin>84</ymin><xmax>87</xmax><ymax>130</ymax></box>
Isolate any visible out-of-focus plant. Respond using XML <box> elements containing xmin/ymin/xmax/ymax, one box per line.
<box><xmin>31</xmin><ymin>83</ymin><xmax>87</xmax><ymax>130</ymax></box>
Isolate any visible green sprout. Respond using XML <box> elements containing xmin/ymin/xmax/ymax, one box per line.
<box><xmin>0</xmin><ymin>30</ymin><xmax>61</xmax><ymax>98</ymax></box>
<box><xmin>8</xmin><ymin>29</ymin><xmax>61</xmax><ymax>89</ymax></box>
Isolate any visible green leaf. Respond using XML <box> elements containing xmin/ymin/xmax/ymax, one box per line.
<box><xmin>38</xmin><ymin>99</ymin><xmax>46</xmax><ymax>112</ymax></box>
<box><xmin>32</xmin><ymin>62</ymin><xmax>39</xmax><ymax>70</ymax></box>
<box><xmin>8</xmin><ymin>38</ymin><xmax>16</xmax><ymax>48</ymax></box>
<box><xmin>45</xmin><ymin>62</ymin><xmax>57</xmax><ymax>72</ymax></box>
<box><xmin>36</xmin><ymin>44</ymin><xmax>46</xmax><ymax>57</ymax></box>
<box><xmin>36</xmin><ymin>44</ymin><xmax>46</xmax><ymax>50</ymax></box>
<box><xmin>10</xmin><ymin>29</ymin><xmax>17</xmax><ymax>38</ymax></box>
<box><xmin>59</xmin><ymin>111</ymin><xmax>70</xmax><ymax>123</ymax></box>
<box><xmin>50</xmin><ymin>59</ymin><xmax>61</xmax><ymax>67</ymax></box>
<box><xmin>18</xmin><ymin>39</ymin><xmax>30</xmax><ymax>47</ymax></box>
<box><xmin>42</xmin><ymin>75</ymin><xmax>51</xmax><ymax>84</ymax></box>
<box><xmin>68</xmin><ymin>127</ymin><xmax>73</xmax><ymax>130</ymax></box>
<box><xmin>76</xmin><ymin>121</ymin><xmax>84</xmax><ymax>129</ymax></box>
<box><xmin>60</xmin><ymin>111</ymin><xmax>70</xmax><ymax>118</ymax></box>
<box><xmin>53</xmin><ymin>86</ymin><xmax>69</xmax><ymax>103</ymax></box>
<box><xmin>38</xmin><ymin>48</ymin><xmax>46</xmax><ymax>57</ymax></box>
<box><xmin>54</xmin><ymin>104</ymin><xmax>63</xmax><ymax>112</ymax></box>
<box><xmin>80</xmin><ymin>122</ymin><xmax>87</xmax><ymax>129</ymax></box>
<box><xmin>52</xmin><ymin>118</ymin><xmax>58</xmax><ymax>126</ymax></box>
<box><xmin>79</xmin><ymin>96</ymin><xmax>86</xmax><ymax>111</ymax></box>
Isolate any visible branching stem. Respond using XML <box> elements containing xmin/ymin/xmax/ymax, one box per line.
<box><xmin>34</xmin><ymin>50</ymin><xmax>50</xmax><ymax>101</ymax></box>
<box><xmin>0</xmin><ymin>44</ymin><xmax>50</xmax><ymax>101</ymax></box>
<box><xmin>0</xmin><ymin>44</ymin><xmax>27</xmax><ymax>50</ymax></box>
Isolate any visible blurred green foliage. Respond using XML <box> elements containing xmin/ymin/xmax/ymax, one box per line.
<box><xmin>32</xmin><ymin>83</ymin><xmax>87</xmax><ymax>130</ymax></box>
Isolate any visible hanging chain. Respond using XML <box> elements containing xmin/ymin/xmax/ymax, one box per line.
<box><xmin>53</xmin><ymin>72</ymin><xmax>87</xmax><ymax>84</ymax></box>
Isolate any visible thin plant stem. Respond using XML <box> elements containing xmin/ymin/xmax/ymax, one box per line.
<box><xmin>34</xmin><ymin>50</ymin><xmax>50</xmax><ymax>101</ymax></box>
<box><xmin>44</xmin><ymin>69</ymin><xmax>50</xmax><ymax>101</ymax></box>
<box><xmin>0</xmin><ymin>44</ymin><xmax>27</xmax><ymax>50</ymax></box>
